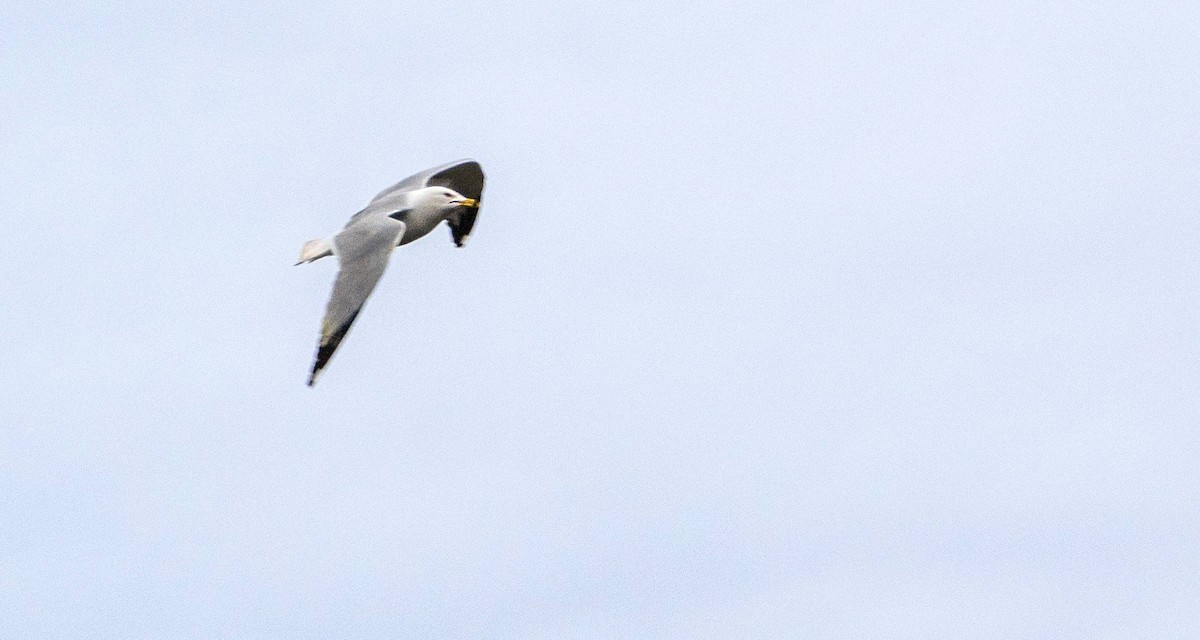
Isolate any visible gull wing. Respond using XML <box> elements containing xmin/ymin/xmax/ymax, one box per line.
<box><xmin>308</xmin><ymin>216</ymin><xmax>407</xmax><ymax>386</ymax></box>
<box><xmin>370</xmin><ymin>159</ymin><xmax>485</xmax><ymax>247</ymax></box>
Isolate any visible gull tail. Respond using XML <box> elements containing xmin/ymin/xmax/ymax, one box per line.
<box><xmin>296</xmin><ymin>238</ymin><xmax>334</xmax><ymax>265</ymax></box>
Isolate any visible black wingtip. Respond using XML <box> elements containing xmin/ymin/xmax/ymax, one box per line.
<box><xmin>305</xmin><ymin>309</ymin><xmax>361</xmax><ymax>387</ymax></box>
<box><xmin>448</xmin><ymin>210</ymin><xmax>478</xmax><ymax>248</ymax></box>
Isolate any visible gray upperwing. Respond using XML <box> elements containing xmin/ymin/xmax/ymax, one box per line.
<box><xmin>369</xmin><ymin>159</ymin><xmax>485</xmax><ymax>204</ymax></box>
<box><xmin>308</xmin><ymin>216</ymin><xmax>406</xmax><ymax>386</ymax></box>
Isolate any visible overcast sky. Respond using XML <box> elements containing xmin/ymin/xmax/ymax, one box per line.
<box><xmin>3</xmin><ymin>1</ymin><xmax>1198</xmax><ymax>638</ymax></box>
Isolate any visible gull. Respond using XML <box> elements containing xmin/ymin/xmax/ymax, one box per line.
<box><xmin>296</xmin><ymin>159</ymin><xmax>485</xmax><ymax>386</ymax></box>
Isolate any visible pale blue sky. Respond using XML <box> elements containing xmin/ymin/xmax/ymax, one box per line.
<box><xmin>3</xmin><ymin>2</ymin><xmax>1198</xmax><ymax>638</ymax></box>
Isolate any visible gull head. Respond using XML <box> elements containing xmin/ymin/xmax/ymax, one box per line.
<box><xmin>411</xmin><ymin>186</ymin><xmax>478</xmax><ymax>213</ymax></box>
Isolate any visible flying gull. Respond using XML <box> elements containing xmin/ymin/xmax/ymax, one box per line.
<box><xmin>296</xmin><ymin>159</ymin><xmax>485</xmax><ymax>386</ymax></box>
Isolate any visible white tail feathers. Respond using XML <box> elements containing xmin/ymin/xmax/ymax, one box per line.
<box><xmin>296</xmin><ymin>238</ymin><xmax>334</xmax><ymax>265</ymax></box>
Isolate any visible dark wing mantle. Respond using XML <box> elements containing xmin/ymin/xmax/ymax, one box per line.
<box><xmin>370</xmin><ymin>159</ymin><xmax>486</xmax><ymax>247</ymax></box>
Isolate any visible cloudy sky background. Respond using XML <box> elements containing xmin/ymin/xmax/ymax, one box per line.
<box><xmin>3</xmin><ymin>1</ymin><xmax>1198</xmax><ymax>637</ymax></box>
